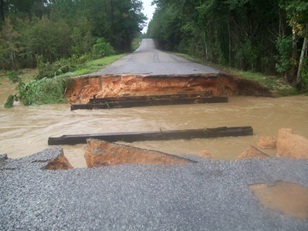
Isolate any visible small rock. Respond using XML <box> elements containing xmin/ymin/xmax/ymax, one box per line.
<box><xmin>237</xmin><ymin>146</ymin><xmax>270</xmax><ymax>160</ymax></box>
<box><xmin>257</xmin><ymin>136</ymin><xmax>276</xmax><ymax>149</ymax></box>
<box><xmin>276</xmin><ymin>128</ymin><xmax>308</xmax><ymax>159</ymax></box>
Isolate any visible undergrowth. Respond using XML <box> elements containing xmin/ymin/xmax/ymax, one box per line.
<box><xmin>174</xmin><ymin>52</ymin><xmax>300</xmax><ymax>96</ymax></box>
<box><xmin>72</xmin><ymin>54</ymin><xmax>125</xmax><ymax>76</ymax></box>
<box><xmin>18</xmin><ymin>76</ymin><xmax>71</xmax><ymax>105</ymax></box>
<box><xmin>3</xmin><ymin>54</ymin><xmax>124</xmax><ymax>107</ymax></box>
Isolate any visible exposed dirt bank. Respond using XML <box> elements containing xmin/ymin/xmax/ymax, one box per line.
<box><xmin>66</xmin><ymin>73</ymin><xmax>272</xmax><ymax>104</ymax></box>
<box><xmin>84</xmin><ymin>139</ymin><xmax>194</xmax><ymax>168</ymax></box>
<box><xmin>43</xmin><ymin>149</ymin><xmax>73</xmax><ymax>170</ymax></box>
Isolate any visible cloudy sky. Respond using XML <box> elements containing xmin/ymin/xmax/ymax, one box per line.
<box><xmin>141</xmin><ymin>0</ymin><xmax>157</xmax><ymax>33</ymax></box>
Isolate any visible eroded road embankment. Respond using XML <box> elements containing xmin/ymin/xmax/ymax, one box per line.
<box><xmin>66</xmin><ymin>73</ymin><xmax>272</xmax><ymax>104</ymax></box>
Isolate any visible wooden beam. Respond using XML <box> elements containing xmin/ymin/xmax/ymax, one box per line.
<box><xmin>71</xmin><ymin>96</ymin><xmax>228</xmax><ymax>110</ymax></box>
<box><xmin>48</xmin><ymin>126</ymin><xmax>253</xmax><ymax>145</ymax></box>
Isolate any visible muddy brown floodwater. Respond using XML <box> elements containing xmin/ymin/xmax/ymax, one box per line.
<box><xmin>0</xmin><ymin>78</ymin><xmax>308</xmax><ymax>168</ymax></box>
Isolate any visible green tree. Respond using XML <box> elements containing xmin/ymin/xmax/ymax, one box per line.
<box><xmin>93</xmin><ymin>38</ymin><xmax>116</xmax><ymax>57</ymax></box>
<box><xmin>0</xmin><ymin>18</ymin><xmax>21</xmax><ymax>69</ymax></box>
<box><xmin>0</xmin><ymin>0</ymin><xmax>146</xmax><ymax>70</ymax></box>
<box><xmin>23</xmin><ymin>16</ymin><xmax>71</xmax><ymax>63</ymax></box>
<box><xmin>70</xmin><ymin>17</ymin><xmax>95</xmax><ymax>56</ymax></box>
<box><xmin>149</xmin><ymin>0</ymin><xmax>303</xmax><ymax>76</ymax></box>
<box><xmin>279</xmin><ymin>0</ymin><xmax>308</xmax><ymax>85</ymax></box>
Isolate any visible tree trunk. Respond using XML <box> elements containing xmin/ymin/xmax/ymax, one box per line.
<box><xmin>290</xmin><ymin>29</ymin><xmax>298</xmax><ymax>83</ymax></box>
<box><xmin>228</xmin><ymin>15</ymin><xmax>232</xmax><ymax>67</ymax></box>
<box><xmin>109</xmin><ymin>0</ymin><xmax>114</xmax><ymax>31</ymax></box>
<box><xmin>0</xmin><ymin>0</ymin><xmax>5</xmax><ymax>22</ymax></box>
<box><xmin>296</xmin><ymin>30</ymin><xmax>307</xmax><ymax>85</ymax></box>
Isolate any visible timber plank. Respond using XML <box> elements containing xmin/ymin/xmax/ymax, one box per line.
<box><xmin>48</xmin><ymin>126</ymin><xmax>253</xmax><ymax>145</ymax></box>
<box><xmin>71</xmin><ymin>96</ymin><xmax>228</xmax><ymax>110</ymax></box>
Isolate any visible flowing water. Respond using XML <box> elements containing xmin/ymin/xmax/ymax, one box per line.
<box><xmin>1</xmin><ymin>78</ymin><xmax>308</xmax><ymax>168</ymax></box>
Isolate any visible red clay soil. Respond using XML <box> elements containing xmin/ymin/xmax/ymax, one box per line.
<box><xmin>237</xmin><ymin>146</ymin><xmax>270</xmax><ymax>160</ymax></box>
<box><xmin>43</xmin><ymin>150</ymin><xmax>73</xmax><ymax>170</ymax></box>
<box><xmin>84</xmin><ymin>139</ymin><xmax>194</xmax><ymax>168</ymax></box>
<box><xmin>276</xmin><ymin>128</ymin><xmax>308</xmax><ymax>159</ymax></box>
<box><xmin>66</xmin><ymin>73</ymin><xmax>272</xmax><ymax>104</ymax></box>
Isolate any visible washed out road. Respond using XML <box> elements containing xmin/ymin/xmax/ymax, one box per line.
<box><xmin>95</xmin><ymin>38</ymin><xmax>218</xmax><ymax>75</ymax></box>
<box><xmin>0</xmin><ymin>40</ymin><xmax>308</xmax><ymax>230</ymax></box>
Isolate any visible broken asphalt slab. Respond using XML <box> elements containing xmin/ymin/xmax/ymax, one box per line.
<box><xmin>0</xmin><ymin>148</ymin><xmax>307</xmax><ymax>230</ymax></box>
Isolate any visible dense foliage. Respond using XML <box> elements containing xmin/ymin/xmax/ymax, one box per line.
<box><xmin>0</xmin><ymin>0</ymin><xmax>145</xmax><ymax>70</ymax></box>
<box><xmin>1</xmin><ymin>0</ymin><xmax>145</xmax><ymax>107</ymax></box>
<box><xmin>148</xmin><ymin>0</ymin><xmax>308</xmax><ymax>87</ymax></box>
<box><xmin>4</xmin><ymin>72</ymin><xmax>70</xmax><ymax>107</ymax></box>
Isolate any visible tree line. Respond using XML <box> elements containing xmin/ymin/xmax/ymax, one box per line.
<box><xmin>148</xmin><ymin>0</ymin><xmax>308</xmax><ymax>87</ymax></box>
<box><xmin>0</xmin><ymin>0</ymin><xmax>145</xmax><ymax>70</ymax></box>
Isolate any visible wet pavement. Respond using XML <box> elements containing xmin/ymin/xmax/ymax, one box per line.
<box><xmin>94</xmin><ymin>39</ymin><xmax>218</xmax><ymax>75</ymax></box>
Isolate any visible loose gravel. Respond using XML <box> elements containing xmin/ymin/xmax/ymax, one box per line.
<box><xmin>1</xmin><ymin>148</ymin><xmax>307</xmax><ymax>230</ymax></box>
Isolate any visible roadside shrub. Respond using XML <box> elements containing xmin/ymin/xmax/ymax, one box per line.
<box><xmin>6</xmin><ymin>71</ymin><xmax>21</xmax><ymax>83</ymax></box>
<box><xmin>4</xmin><ymin>94</ymin><xmax>15</xmax><ymax>108</ymax></box>
<box><xmin>35</xmin><ymin>54</ymin><xmax>95</xmax><ymax>80</ymax></box>
<box><xmin>4</xmin><ymin>71</ymin><xmax>20</xmax><ymax>108</ymax></box>
<box><xmin>18</xmin><ymin>76</ymin><xmax>71</xmax><ymax>105</ymax></box>
<box><xmin>93</xmin><ymin>38</ymin><xmax>116</xmax><ymax>57</ymax></box>
<box><xmin>36</xmin><ymin>56</ymin><xmax>72</xmax><ymax>79</ymax></box>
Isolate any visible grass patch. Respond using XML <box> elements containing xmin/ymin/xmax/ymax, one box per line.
<box><xmin>173</xmin><ymin>52</ymin><xmax>295</xmax><ymax>96</ymax></box>
<box><xmin>229</xmin><ymin>69</ymin><xmax>295</xmax><ymax>96</ymax></box>
<box><xmin>131</xmin><ymin>37</ymin><xmax>142</xmax><ymax>51</ymax></box>
<box><xmin>173</xmin><ymin>52</ymin><xmax>202</xmax><ymax>64</ymax></box>
<box><xmin>67</xmin><ymin>54</ymin><xmax>125</xmax><ymax>77</ymax></box>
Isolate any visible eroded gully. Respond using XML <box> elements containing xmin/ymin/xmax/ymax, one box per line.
<box><xmin>1</xmin><ymin>78</ymin><xmax>308</xmax><ymax>168</ymax></box>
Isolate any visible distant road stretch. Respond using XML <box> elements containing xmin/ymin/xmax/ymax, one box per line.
<box><xmin>94</xmin><ymin>39</ymin><xmax>218</xmax><ymax>75</ymax></box>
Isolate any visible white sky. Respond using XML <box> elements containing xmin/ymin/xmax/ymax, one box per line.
<box><xmin>141</xmin><ymin>0</ymin><xmax>157</xmax><ymax>33</ymax></box>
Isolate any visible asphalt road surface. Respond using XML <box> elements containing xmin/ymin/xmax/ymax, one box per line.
<box><xmin>1</xmin><ymin>149</ymin><xmax>307</xmax><ymax>230</ymax></box>
<box><xmin>94</xmin><ymin>39</ymin><xmax>218</xmax><ymax>75</ymax></box>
